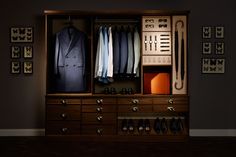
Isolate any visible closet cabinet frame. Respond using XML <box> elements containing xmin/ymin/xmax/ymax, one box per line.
<box><xmin>44</xmin><ymin>10</ymin><xmax>190</xmax><ymax>141</ymax></box>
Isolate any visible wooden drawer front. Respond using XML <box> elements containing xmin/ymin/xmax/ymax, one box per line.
<box><xmin>170</xmin><ymin>96</ymin><xmax>188</xmax><ymax>105</ymax></box>
<box><xmin>46</xmin><ymin>121</ymin><xmax>80</xmax><ymax>135</ymax></box>
<box><xmin>82</xmin><ymin>104</ymin><xmax>116</xmax><ymax>113</ymax></box>
<box><xmin>47</xmin><ymin>105</ymin><xmax>81</xmax><ymax>120</ymax></box>
<box><xmin>82</xmin><ymin>113</ymin><xmax>116</xmax><ymax>124</ymax></box>
<box><xmin>46</xmin><ymin>98</ymin><xmax>81</xmax><ymax>105</ymax></box>
<box><xmin>117</xmin><ymin>98</ymin><xmax>152</xmax><ymax>105</ymax></box>
<box><xmin>82</xmin><ymin>98</ymin><xmax>116</xmax><ymax>105</ymax></box>
<box><xmin>153</xmin><ymin>97</ymin><xmax>170</xmax><ymax>105</ymax></box>
<box><xmin>81</xmin><ymin>125</ymin><xmax>116</xmax><ymax>135</ymax></box>
<box><xmin>153</xmin><ymin>105</ymin><xmax>168</xmax><ymax>112</ymax></box>
<box><xmin>118</xmin><ymin>104</ymin><xmax>153</xmax><ymax>113</ymax></box>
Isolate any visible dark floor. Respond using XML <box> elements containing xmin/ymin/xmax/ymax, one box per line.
<box><xmin>0</xmin><ymin>137</ymin><xmax>236</xmax><ymax>157</ymax></box>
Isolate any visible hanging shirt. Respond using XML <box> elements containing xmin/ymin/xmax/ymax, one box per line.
<box><xmin>113</xmin><ymin>28</ymin><xmax>120</xmax><ymax>74</ymax></box>
<box><xmin>120</xmin><ymin>28</ymin><xmax>128</xmax><ymax>74</ymax></box>
<box><xmin>107</xmin><ymin>26</ymin><xmax>113</xmax><ymax>78</ymax></box>
<box><xmin>94</xmin><ymin>26</ymin><xmax>103</xmax><ymax>78</ymax></box>
<box><xmin>126</xmin><ymin>30</ymin><xmax>134</xmax><ymax>74</ymax></box>
<box><xmin>133</xmin><ymin>27</ymin><xmax>140</xmax><ymax>77</ymax></box>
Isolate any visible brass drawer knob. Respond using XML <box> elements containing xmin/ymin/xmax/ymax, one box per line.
<box><xmin>96</xmin><ymin>107</ymin><xmax>103</xmax><ymax>112</ymax></box>
<box><xmin>97</xmin><ymin>115</ymin><xmax>103</xmax><ymax>121</ymax></box>
<box><xmin>61</xmin><ymin>127</ymin><xmax>68</xmax><ymax>133</ymax></box>
<box><xmin>96</xmin><ymin>128</ymin><xmax>103</xmax><ymax>135</ymax></box>
<box><xmin>60</xmin><ymin>99</ymin><xmax>67</xmax><ymax>104</ymax></box>
<box><xmin>132</xmin><ymin>106</ymin><xmax>139</xmax><ymax>112</ymax></box>
<box><xmin>96</xmin><ymin>99</ymin><xmax>103</xmax><ymax>104</ymax></box>
<box><xmin>167</xmin><ymin>106</ymin><xmax>175</xmax><ymax>112</ymax></box>
<box><xmin>132</xmin><ymin>99</ymin><xmax>139</xmax><ymax>104</ymax></box>
<box><xmin>168</xmin><ymin>98</ymin><xmax>174</xmax><ymax>104</ymax></box>
<box><xmin>60</xmin><ymin>113</ymin><xmax>67</xmax><ymax>119</ymax></box>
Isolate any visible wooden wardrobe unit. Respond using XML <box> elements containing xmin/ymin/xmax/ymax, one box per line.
<box><xmin>45</xmin><ymin>10</ymin><xmax>189</xmax><ymax>141</ymax></box>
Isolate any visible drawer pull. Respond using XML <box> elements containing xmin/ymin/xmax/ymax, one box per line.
<box><xmin>132</xmin><ymin>99</ymin><xmax>139</xmax><ymax>104</ymax></box>
<box><xmin>168</xmin><ymin>98</ymin><xmax>174</xmax><ymax>104</ymax></box>
<box><xmin>60</xmin><ymin>113</ymin><xmax>67</xmax><ymax>119</ymax></box>
<box><xmin>167</xmin><ymin>106</ymin><xmax>175</xmax><ymax>112</ymax></box>
<box><xmin>96</xmin><ymin>99</ymin><xmax>103</xmax><ymax>104</ymax></box>
<box><xmin>132</xmin><ymin>106</ymin><xmax>139</xmax><ymax>112</ymax></box>
<box><xmin>96</xmin><ymin>107</ymin><xmax>103</xmax><ymax>112</ymax></box>
<box><xmin>61</xmin><ymin>127</ymin><xmax>68</xmax><ymax>133</ymax></box>
<box><xmin>97</xmin><ymin>115</ymin><xmax>103</xmax><ymax>121</ymax></box>
<box><xmin>96</xmin><ymin>128</ymin><xmax>103</xmax><ymax>135</ymax></box>
<box><xmin>61</xmin><ymin>99</ymin><xmax>67</xmax><ymax>104</ymax></box>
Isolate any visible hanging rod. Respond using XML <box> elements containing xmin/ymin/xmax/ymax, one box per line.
<box><xmin>94</xmin><ymin>18</ymin><xmax>139</xmax><ymax>23</ymax></box>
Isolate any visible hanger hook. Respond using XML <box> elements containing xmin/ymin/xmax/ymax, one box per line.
<box><xmin>174</xmin><ymin>81</ymin><xmax>184</xmax><ymax>90</ymax></box>
<box><xmin>175</xmin><ymin>20</ymin><xmax>184</xmax><ymax>30</ymax></box>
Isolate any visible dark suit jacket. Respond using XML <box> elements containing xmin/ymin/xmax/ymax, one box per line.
<box><xmin>54</xmin><ymin>26</ymin><xmax>87</xmax><ymax>92</ymax></box>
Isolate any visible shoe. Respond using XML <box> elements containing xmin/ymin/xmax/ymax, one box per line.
<box><xmin>169</xmin><ymin>118</ymin><xmax>177</xmax><ymax>134</ymax></box>
<box><xmin>176</xmin><ymin>118</ymin><xmax>184</xmax><ymax>132</ymax></box>
<box><xmin>144</xmin><ymin>119</ymin><xmax>151</xmax><ymax>132</ymax></box>
<box><xmin>154</xmin><ymin>118</ymin><xmax>161</xmax><ymax>134</ymax></box>
<box><xmin>120</xmin><ymin>88</ymin><xmax>127</xmax><ymax>95</ymax></box>
<box><xmin>121</xmin><ymin>119</ymin><xmax>128</xmax><ymax>132</ymax></box>
<box><xmin>103</xmin><ymin>87</ymin><xmax>109</xmax><ymax>94</ymax></box>
<box><xmin>160</xmin><ymin>118</ymin><xmax>168</xmax><ymax>133</ymax></box>
<box><xmin>137</xmin><ymin>119</ymin><xmax>144</xmax><ymax>132</ymax></box>
<box><xmin>110</xmin><ymin>87</ymin><xmax>116</xmax><ymax>94</ymax></box>
<box><xmin>128</xmin><ymin>119</ymin><xmax>134</xmax><ymax>132</ymax></box>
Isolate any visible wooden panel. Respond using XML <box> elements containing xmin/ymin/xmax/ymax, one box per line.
<box><xmin>46</xmin><ymin>98</ymin><xmax>81</xmax><ymax>105</ymax></box>
<box><xmin>81</xmin><ymin>125</ymin><xmax>116</xmax><ymax>135</ymax></box>
<box><xmin>46</xmin><ymin>121</ymin><xmax>80</xmax><ymax>135</ymax></box>
<box><xmin>118</xmin><ymin>104</ymin><xmax>153</xmax><ymax>113</ymax></box>
<box><xmin>82</xmin><ymin>104</ymin><xmax>116</xmax><ymax>113</ymax></box>
<box><xmin>117</xmin><ymin>98</ymin><xmax>152</xmax><ymax>105</ymax></box>
<box><xmin>46</xmin><ymin>105</ymin><xmax>81</xmax><ymax>120</ymax></box>
<box><xmin>82</xmin><ymin>113</ymin><xmax>117</xmax><ymax>124</ymax></box>
<box><xmin>82</xmin><ymin>98</ymin><xmax>116</xmax><ymax>104</ymax></box>
<box><xmin>153</xmin><ymin>105</ymin><xmax>167</xmax><ymax>112</ymax></box>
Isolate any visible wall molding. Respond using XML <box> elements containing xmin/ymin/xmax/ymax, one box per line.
<box><xmin>190</xmin><ymin>129</ymin><xmax>236</xmax><ymax>136</ymax></box>
<box><xmin>0</xmin><ymin>129</ymin><xmax>45</xmax><ymax>136</ymax></box>
<box><xmin>0</xmin><ymin>129</ymin><xmax>236</xmax><ymax>136</ymax></box>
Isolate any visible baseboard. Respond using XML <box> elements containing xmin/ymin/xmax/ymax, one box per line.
<box><xmin>190</xmin><ymin>129</ymin><xmax>236</xmax><ymax>136</ymax></box>
<box><xmin>0</xmin><ymin>129</ymin><xmax>236</xmax><ymax>136</ymax></box>
<box><xmin>0</xmin><ymin>129</ymin><xmax>45</xmax><ymax>136</ymax></box>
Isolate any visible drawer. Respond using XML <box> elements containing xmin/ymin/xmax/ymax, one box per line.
<box><xmin>46</xmin><ymin>121</ymin><xmax>80</xmax><ymax>135</ymax></box>
<box><xmin>118</xmin><ymin>104</ymin><xmax>153</xmax><ymax>113</ymax></box>
<box><xmin>82</xmin><ymin>104</ymin><xmax>116</xmax><ymax>113</ymax></box>
<box><xmin>117</xmin><ymin>98</ymin><xmax>152</xmax><ymax>105</ymax></box>
<box><xmin>46</xmin><ymin>98</ymin><xmax>80</xmax><ymax>105</ymax></box>
<box><xmin>46</xmin><ymin>105</ymin><xmax>81</xmax><ymax>120</ymax></box>
<box><xmin>82</xmin><ymin>113</ymin><xmax>117</xmax><ymax>124</ymax></box>
<box><xmin>82</xmin><ymin>98</ymin><xmax>116</xmax><ymax>105</ymax></box>
<box><xmin>81</xmin><ymin>125</ymin><xmax>116</xmax><ymax>135</ymax></box>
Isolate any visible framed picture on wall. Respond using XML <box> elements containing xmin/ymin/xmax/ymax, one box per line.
<box><xmin>23</xmin><ymin>46</ymin><xmax>33</xmax><ymax>58</ymax></box>
<box><xmin>11</xmin><ymin>46</ymin><xmax>21</xmax><ymax>58</ymax></box>
<box><xmin>11</xmin><ymin>61</ymin><xmax>21</xmax><ymax>74</ymax></box>
<box><xmin>202</xmin><ymin>42</ymin><xmax>212</xmax><ymax>54</ymax></box>
<box><xmin>215</xmin><ymin>26</ymin><xmax>224</xmax><ymax>39</ymax></box>
<box><xmin>202</xmin><ymin>26</ymin><xmax>212</xmax><ymax>39</ymax></box>
<box><xmin>10</xmin><ymin>27</ymin><xmax>33</xmax><ymax>43</ymax></box>
<box><xmin>215</xmin><ymin>42</ymin><xmax>224</xmax><ymax>55</ymax></box>
<box><xmin>23</xmin><ymin>61</ymin><xmax>33</xmax><ymax>74</ymax></box>
<box><xmin>201</xmin><ymin>58</ymin><xmax>225</xmax><ymax>74</ymax></box>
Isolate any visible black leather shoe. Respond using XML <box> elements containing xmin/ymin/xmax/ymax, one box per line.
<box><xmin>104</xmin><ymin>87</ymin><xmax>109</xmax><ymax>94</ymax></box>
<box><xmin>144</xmin><ymin>119</ymin><xmax>151</xmax><ymax>132</ymax></box>
<box><xmin>110</xmin><ymin>87</ymin><xmax>116</xmax><ymax>94</ymax></box>
<box><xmin>170</xmin><ymin>118</ymin><xmax>177</xmax><ymax>134</ymax></box>
<box><xmin>128</xmin><ymin>119</ymin><xmax>134</xmax><ymax>132</ymax></box>
<box><xmin>176</xmin><ymin>118</ymin><xmax>184</xmax><ymax>132</ymax></box>
<box><xmin>121</xmin><ymin>119</ymin><xmax>128</xmax><ymax>132</ymax></box>
<box><xmin>120</xmin><ymin>88</ymin><xmax>127</xmax><ymax>95</ymax></box>
<box><xmin>160</xmin><ymin>118</ymin><xmax>168</xmax><ymax>134</ymax></box>
<box><xmin>137</xmin><ymin>119</ymin><xmax>144</xmax><ymax>132</ymax></box>
<box><xmin>154</xmin><ymin>118</ymin><xmax>161</xmax><ymax>134</ymax></box>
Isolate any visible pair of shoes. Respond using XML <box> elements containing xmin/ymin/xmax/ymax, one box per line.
<box><xmin>170</xmin><ymin>118</ymin><xmax>184</xmax><ymax>134</ymax></box>
<box><xmin>120</xmin><ymin>88</ymin><xmax>134</xmax><ymax>95</ymax></box>
<box><xmin>103</xmin><ymin>87</ymin><xmax>116</xmax><ymax>94</ymax></box>
<box><xmin>138</xmin><ymin>119</ymin><xmax>151</xmax><ymax>132</ymax></box>
<box><xmin>121</xmin><ymin>119</ymin><xmax>134</xmax><ymax>132</ymax></box>
<box><xmin>154</xmin><ymin>118</ymin><xmax>168</xmax><ymax>134</ymax></box>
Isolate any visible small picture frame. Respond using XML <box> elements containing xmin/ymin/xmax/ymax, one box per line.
<box><xmin>202</xmin><ymin>26</ymin><xmax>212</xmax><ymax>39</ymax></box>
<box><xmin>11</xmin><ymin>61</ymin><xmax>21</xmax><ymax>74</ymax></box>
<box><xmin>215</xmin><ymin>26</ymin><xmax>224</xmax><ymax>39</ymax></box>
<box><xmin>202</xmin><ymin>42</ymin><xmax>212</xmax><ymax>54</ymax></box>
<box><xmin>215</xmin><ymin>42</ymin><xmax>224</xmax><ymax>55</ymax></box>
<box><xmin>202</xmin><ymin>58</ymin><xmax>225</xmax><ymax>74</ymax></box>
<box><xmin>11</xmin><ymin>46</ymin><xmax>21</xmax><ymax>58</ymax></box>
<box><xmin>23</xmin><ymin>46</ymin><xmax>33</xmax><ymax>58</ymax></box>
<box><xmin>23</xmin><ymin>61</ymin><xmax>33</xmax><ymax>74</ymax></box>
<box><xmin>10</xmin><ymin>27</ymin><xmax>33</xmax><ymax>43</ymax></box>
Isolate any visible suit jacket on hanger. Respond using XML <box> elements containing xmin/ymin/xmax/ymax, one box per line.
<box><xmin>54</xmin><ymin>26</ymin><xmax>87</xmax><ymax>92</ymax></box>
